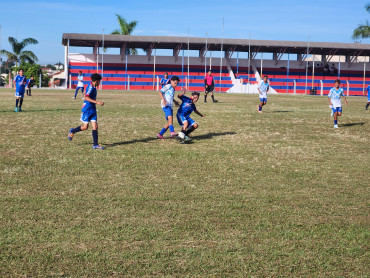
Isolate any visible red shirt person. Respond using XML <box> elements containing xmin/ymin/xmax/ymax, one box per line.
<box><xmin>204</xmin><ymin>70</ymin><xmax>218</xmax><ymax>103</ymax></box>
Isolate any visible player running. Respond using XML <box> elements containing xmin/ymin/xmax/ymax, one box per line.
<box><xmin>73</xmin><ymin>71</ymin><xmax>85</xmax><ymax>99</ymax></box>
<box><xmin>157</xmin><ymin>76</ymin><xmax>180</xmax><ymax>139</ymax></box>
<box><xmin>328</xmin><ymin>79</ymin><xmax>348</xmax><ymax>129</ymax></box>
<box><xmin>176</xmin><ymin>90</ymin><xmax>205</xmax><ymax>143</ymax></box>
<box><xmin>13</xmin><ymin>69</ymin><xmax>27</xmax><ymax>112</ymax></box>
<box><xmin>68</xmin><ymin>73</ymin><xmax>105</xmax><ymax>149</ymax></box>
<box><xmin>160</xmin><ymin>72</ymin><xmax>170</xmax><ymax>88</ymax></box>
<box><xmin>257</xmin><ymin>75</ymin><xmax>269</xmax><ymax>113</ymax></box>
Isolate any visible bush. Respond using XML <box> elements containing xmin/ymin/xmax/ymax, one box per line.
<box><xmin>13</xmin><ymin>63</ymin><xmax>50</xmax><ymax>88</ymax></box>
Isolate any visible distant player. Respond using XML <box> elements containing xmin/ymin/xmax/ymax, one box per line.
<box><xmin>160</xmin><ymin>72</ymin><xmax>170</xmax><ymax>88</ymax></box>
<box><xmin>68</xmin><ymin>73</ymin><xmax>105</xmax><ymax>149</ymax></box>
<box><xmin>13</xmin><ymin>69</ymin><xmax>27</xmax><ymax>112</ymax></box>
<box><xmin>365</xmin><ymin>84</ymin><xmax>370</xmax><ymax>110</ymax></box>
<box><xmin>157</xmin><ymin>76</ymin><xmax>180</xmax><ymax>139</ymax></box>
<box><xmin>73</xmin><ymin>71</ymin><xmax>85</xmax><ymax>99</ymax></box>
<box><xmin>204</xmin><ymin>70</ymin><xmax>218</xmax><ymax>103</ymax></box>
<box><xmin>328</xmin><ymin>79</ymin><xmax>348</xmax><ymax>129</ymax></box>
<box><xmin>176</xmin><ymin>90</ymin><xmax>205</xmax><ymax>143</ymax></box>
<box><xmin>26</xmin><ymin>76</ymin><xmax>34</xmax><ymax>96</ymax></box>
<box><xmin>257</xmin><ymin>75</ymin><xmax>269</xmax><ymax>113</ymax></box>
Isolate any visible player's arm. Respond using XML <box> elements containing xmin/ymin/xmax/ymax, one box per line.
<box><xmin>177</xmin><ymin>88</ymin><xmax>187</xmax><ymax>98</ymax></box>
<box><xmin>194</xmin><ymin>109</ymin><xmax>205</xmax><ymax>117</ymax></box>
<box><xmin>343</xmin><ymin>95</ymin><xmax>348</xmax><ymax>106</ymax></box>
<box><xmin>158</xmin><ymin>90</ymin><xmax>166</xmax><ymax>105</ymax></box>
<box><xmin>85</xmin><ymin>95</ymin><xmax>104</xmax><ymax>106</ymax></box>
<box><xmin>160</xmin><ymin>79</ymin><xmax>164</xmax><ymax>85</ymax></box>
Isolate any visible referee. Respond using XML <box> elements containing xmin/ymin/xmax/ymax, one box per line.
<box><xmin>204</xmin><ymin>70</ymin><xmax>218</xmax><ymax>103</ymax></box>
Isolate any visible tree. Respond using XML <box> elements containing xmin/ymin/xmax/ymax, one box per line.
<box><xmin>111</xmin><ymin>14</ymin><xmax>138</xmax><ymax>55</ymax></box>
<box><xmin>352</xmin><ymin>4</ymin><xmax>370</xmax><ymax>40</ymax></box>
<box><xmin>0</xmin><ymin>37</ymin><xmax>38</xmax><ymax>66</ymax></box>
<box><xmin>13</xmin><ymin>63</ymin><xmax>50</xmax><ymax>87</ymax></box>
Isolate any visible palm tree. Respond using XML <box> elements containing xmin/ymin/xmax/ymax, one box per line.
<box><xmin>0</xmin><ymin>37</ymin><xmax>38</xmax><ymax>66</ymax></box>
<box><xmin>352</xmin><ymin>4</ymin><xmax>370</xmax><ymax>40</ymax></box>
<box><xmin>111</xmin><ymin>14</ymin><xmax>138</xmax><ymax>55</ymax></box>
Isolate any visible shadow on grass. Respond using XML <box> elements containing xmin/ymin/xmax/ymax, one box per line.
<box><xmin>104</xmin><ymin>131</ymin><xmax>237</xmax><ymax>147</ymax></box>
<box><xmin>271</xmin><ymin>110</ymin><xmax>293</xmax><ymax>113</ymax></box>
<box><xmin>0</xmin><ymin>108</ymin><xmax>76</xmax><ymax>113</ymax></box>
<box><xmin>340</xmin><ymin>122</ymin><xmax>366</xmax><ymax>127</ymax></box>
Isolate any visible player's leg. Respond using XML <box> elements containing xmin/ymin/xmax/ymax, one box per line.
<box><xmin>91</xmin><ymin>120</ymin><xmax>104</xmax><ymax>149</ymax></box>
<box><xmin>29</xmin><ymin>88</ymin><xmax>32</xmax><ymax>96</ymax></box>
<box><xmin>366</xmin><ymin>101</ymin><xmax>370</xmax><ymax>110</ymax></box>
<box><xmin>158</xmin><ymin>107</ymin><xmax>171</xmax><ymax>138</ymax></box>
<box><xmin>15</xmin><ymin>96</ymin><xmax>20</xmax><ymax>112</ymax></box>
<box><xmin>74</xmin><ymin>87</ymin><xmax>79</xmax><ymax>99</ymax></box>
<box><xmin>258</xmin><ymin>98</ymin><xmax>264</xmax><ymax>112</ymax></box>
<box><xmin>204</xmin><ymin>87</ymin><xmax>208</xmax><ymax>102</ymax></box>
<box><xmin>18</xmin><ymin>96</ymin><xmax>24</xmax><ymax>111</ymax></box>
<box><xmin>210</xmin><ymin>88</ymin><xmax>218</xmax><ymax>103</ymax></box>
<box><xmin>68</xmin><ymin>113</ymin><xmax>89</xmax><ymax>141</ymax></box>
<box><xmin>184</xmin><ymin>119</ymin><xmax>198</xmax><ymax>137</ymax></box>
<box><xmin>81</xmin><ymin>87</ymin><xmax>85</xmax><ymax>99</ymax></box>
<box><xmin>26</xmin><ymin>88</ymin><xmax>29</xmax><ymax>96</ymax></box>
<box><xmin>167</xmin><ymin>114</ymin><xmax>178</xmax><ymax>137</ymax></box>
<box><xmin>333</xmin><ymin>108</ymin><xmax>339</xmax><ymax>128</ymax></box>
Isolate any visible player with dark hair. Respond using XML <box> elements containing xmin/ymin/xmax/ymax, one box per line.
<box><xmin>257</xmin><ymin>75</ymin><xmax>269</xmax><ymax>113</ymax></box>
<box><xmin>157</xmin><ymin>76</ymin><xmax>180</xmax><ymax>139</ymax></box>
<box><xmin>73</xmin><ymin>71</ymin><xmax>85</xmax><ymax>99</ymax></box>
<box><xmin>328</xmin><ymin>79</ymin><xmax>348</xmax><ymax>128</ymax></box>
<box><xmin>160</xmin><ymin>72</ymin><xmax>170</xmax><ymax>88</ymax></box>
<box><xmin>13</xmin><ymin>69</ymin><xmax>27</xmax><ymax>112</ymax></box>
<box><xmin>68</xmin><ymin>73</ymin><xmax>105</xmax><ymax>149</ymax></box>
<box><xmin>365</xmin><ymin>83</ymin><xmax>370</xmax><ymax>110</ymax></box>
<box><xmin>176</xmin><ymin>90</ymin><xmax>205</xmax><ymax>143</ymax></box>
<box><xmin>26</xmin><ymin>76</ymin><xmax>34</xmax><ymax>96</ymax></box>
<box><xmin>204</xmin><ymin>70</ymin><xmax>218</xmax><ymax>103</ymax></box>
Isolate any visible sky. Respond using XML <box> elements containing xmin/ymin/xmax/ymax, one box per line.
<box><xmin>0</xmin><ymin>0</ymin><xmax>369</xmax><ymax>64</ymax></box>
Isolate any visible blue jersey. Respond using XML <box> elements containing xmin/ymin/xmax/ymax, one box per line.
<box><xmin>82</xmin><ymin>83</ymin><xmax>97</xmax><ymax>112</ymax></box>
<box><xmin>26</xmin><ymin>78</ymin><xmax>34</xmax><ymax>88</ymax></box>
<box><xmin>178</xmin><ymin>95</ymin><xmax>196</xmax><ymax>117</ymax></box>
<box><xmin>367</xmin><ymin>85</ymin><xmax>370</xmax><ymax>96</ymax></box>
<box><xmin>14</xmin><ymin>75</ymin><xmax>26</xmax><ymax>93</ymax></box>
<box><xmin>160</xmin><ymin>78</ymin><xmax>170</xmax><ymax>88</ymax></box>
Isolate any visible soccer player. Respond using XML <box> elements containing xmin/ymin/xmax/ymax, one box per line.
<box><xmin>13</xmin><ymin>69</ymin><xmax>27</xmax><ymax>112</ymax></box>
<box><xmin>157</xmin><ymin>76</ymin><xmax>180</xmax><ymax>139</ymax></box>
<box><xmin>73</xmin><ymin>71</ymin><xmax>85</xmax><ymax>99</ymax></box>
<box><xmin>204</xmin><ymin>70</ymin><xmax>218</xmax><ymax>103</ymax></box>
<box><xmin>364</xmin><ymin>83</ymin><xmax>370</xmax><ymax>110</ymax></box>
<box><xmin>26</xmin><ymin>76</ymin><xmax>34</xmax><ymax>96</ymax></box>
<box><xmin>160</xmin><ymin>72</ymin><xmax>170</xmax><ymax>88</ymax></box>
<box><xmin>257</xmin><ymin>75</ymin><xmax>269</xmax><ymax>113</ymax></box>
<box><xmin>68</xmin><ymin>73</ymin><xmax>105</xmax><ymax>149</ymax></box>
<box><xmin>328</xmin><ymin>79</ymin><xmax>348</xmax><ymax>129</ymax></box>
<box><xmin>176</xmin><ymin>90</ymin><xmax>205</xmax><ymax>143</ymax></box>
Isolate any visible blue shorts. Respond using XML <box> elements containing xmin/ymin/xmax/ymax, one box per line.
<box><xmin>15</xmin><ymin>91</ymin><xmax>25</xmax><ymax>98</ymax></box>
<box><xmin>260</xmin><ymin>98</ymin><xmax>267</xmax><ymax>102</ymax></box>
<box><xmin>162</xmin><ymin>106</ymin><xmax>173</xmax><ymax>120</ymax></box>
<box><xmin>76</xmin><ymin>86</ymin><xmax>84</xmax><ymax>92</ymax></box>
<box><xmin>332</xmin><ymin>107</ymin><xmax>342</xmax><ymax>113</ymax></box>
<box><xmin>177</xmin><ymin>113</ymin><xmax>196</xmax><ymax>127</ymax></box>
<box><xmin>80</xmin><ymin>111</ymin><xmax>97</xmax><ymax>123</ymax></box>
<box><xmin>368</xmin><ymin>95</ymin><xmax>370</xmax><ymax>102</ymax></box>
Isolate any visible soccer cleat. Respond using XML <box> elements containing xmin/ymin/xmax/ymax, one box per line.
<box><xmin>170</xmin><ymin>132</ymin><xmax>178</xmax><ymax>138</ymax></box>
<box><xmin>92</xmin><ymin>145</ymin><xmax>105</xmax><ymax>150</ymax></box>
<box><xmin>18</xmin><ymin>107</ymin><xmax>22</xmax><ymax>112</ymax></box>
<box><xmin>15</xmin><ymin>107</ymin><xmax>18</xmax><ymax>112</ymax></box>
<box><xmin>157</xmin><ymin>134</ymin><xmax>165</xmax><ymax>140</ymax></box>
<box><xmin>184</xmin><ymin>135</ymin><xmax>190</xmax><ymax>141</ymax></box>
<box><xmin>68</xmin><ymin>128</ymin><xmax>74</xmax><ymax>141</ymax></box>
<box><xmin>72</xmin><ymin>96</ymin><xmax>76</xmax><ymax>99</ymax></box>
<box><xmin>334</xmin><ymin>124</ymin><xmax>338</xmax><ymax>128</ymax></box>
<box><xmin>213</xmin><ymin>100</ymin><xmax>218</xmax><ymax>103</ymax></box>
<box><xmin>204</xmin><ymin>100</ymin><xmax>207</xmax><ymax>103</ymax></box>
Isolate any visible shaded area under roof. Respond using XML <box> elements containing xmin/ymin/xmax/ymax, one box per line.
<box><xmin>62</xmin><ymin>33</ymin><xmax>370</xmax><ymax>57</ymax></box>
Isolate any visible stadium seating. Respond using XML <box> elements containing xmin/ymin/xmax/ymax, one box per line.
<box><xmin>69</xmin><ymin>62</ymin><xmax>233</xmax><ymax>92</ymax></box>
<box><xmin>260</xmin><ymin>67</ymin><xmax>370</xmax><ymax>95</ymax></box>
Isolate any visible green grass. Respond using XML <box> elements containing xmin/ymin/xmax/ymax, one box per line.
<box><xmin>0</xmin><ymin>88</ymin><xmax>369</xmax><ymax>277</ymax></box>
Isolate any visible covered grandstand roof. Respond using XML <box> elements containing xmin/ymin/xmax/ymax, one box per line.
<box><xmin>62</xmin><ymin>33</ymin><xmax>370</xmax><ymax>56</ymax></box>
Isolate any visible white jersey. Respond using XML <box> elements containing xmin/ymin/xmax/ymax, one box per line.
<box><xmin>259</xmin><ymin>81</ymin><xmax>269</xmax><ymax>98</ymax></box>
<box><xmin>328</xmin><ymin>87</ymin><xmax>344</xmax><ymax>108</ymax></box>
<box><xmin>160</xmin><ymin>84</ymin><xmax>175</xmax><ymax>108</ymax></box>
<box><xmin>77</xmin><ymin>75</ymin><xmax>84</xmax><ymax>88</ymax></box>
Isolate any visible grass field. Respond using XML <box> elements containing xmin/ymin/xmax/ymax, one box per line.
<box><xmin>0</xmin><ymin>88</ymin><xmax>369</xmax><ymax>277</ymax></box>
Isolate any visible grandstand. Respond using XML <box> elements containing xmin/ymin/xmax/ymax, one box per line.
<box><xmin>62</xmin><ymin>33</ymin><xmax>370</xmax><ymax>95</ymax></box>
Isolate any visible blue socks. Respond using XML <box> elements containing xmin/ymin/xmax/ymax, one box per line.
<box><xmin>259</xmin><ymin>105</ymin><xmax>262</xmax><ymax>111</ymax></box>
<box><xmin>19</xmin><ymin>98</ymin><xmax>23</xmax><ymax>108</ymax></box>
<box><xmin>169</xmin><ymin>125</ymin><xmax>175</xmax><ymax>133</ymax></box>
<box><xmin>159</xmin><ymin>128</ymin><xmax>167</xmax><ymax>136</ymax></box>
<box><xmin>71</xmin><ymin>126</ymin><xmax>82</xmax><ymax>133</ymax></box>
<box><xmin>334</xmin><ymin>120</ymin><xmax>337</xmax><ymax>125</ymax></box>
<box><xmin>92</xmin><ymin>130</ymin><xmax>98</xmax><ymax>146</ymax></box>
<box><xmin>15</xmin><ymin>99</ymin><xmax>19</xmax><ymax>107</ymax></box>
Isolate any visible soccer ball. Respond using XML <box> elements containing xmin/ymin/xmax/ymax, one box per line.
<box><xmin>178</xmin><ymin>132</ymin><xmax>185</xmax><ymax>139</ymax></box>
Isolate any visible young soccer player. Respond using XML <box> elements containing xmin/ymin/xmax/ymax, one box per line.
<box><xmin>257</xmin><ymin>75</ymin><xmax>269</xmax><ymax>113</ymax></box>
<box><xmin>176</xmin><ymin>90</ymin><xmax>205</xmax><ymax>143</ymax></box>
<box><xmin>364</xmin><ymin>83</ymin><xmax>370</xmax><ymax>110</ymax></box>
<box><xmin>160</xmin><ymin>72</ymin><xmax>170</xmax><ymax>88</ymax></box>
<box><xmin>328</xmin><ymin>79</ymin><xmax>348</xmax><ymax>129</ymax></box>
<box><xmin>204</xmin><ymin>70</ymin><xmax>218</xmax><ymax>103</ymax></box>
<box><xmin>157</xmin><ymin>76</ymin><xmax>180</xmax><ymax>139</ymax></box>
<box><xmin>13</xmin><ymin>69</ymin><xmax>27</xmax><ymax>112</ymax></box>
<box><xmin>73</xmin><ymin>71</ymin><xmax>85</xmax><ymax>99</ymax></box>
<box><xmin>68</xmin><ymin>73</ymin><xmax>105</xmax><ymax>149</ymax></box>
<box><xmin>26</xmin><ymin>76</ymin><xmax>34</xmax><ymax>96</ymax></box>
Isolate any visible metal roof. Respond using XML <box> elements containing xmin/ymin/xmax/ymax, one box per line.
<box><xmin>62</xmin><ymin>33</ymin><xmax>370</xmax><ymax>56</ymax></box>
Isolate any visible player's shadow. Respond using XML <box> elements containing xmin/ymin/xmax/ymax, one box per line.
<box><xmin>191</xmin><ymin>131</ymin><xmax>237</xmax><ymax>140</ymax></box>
<box><xmin>104</xmin><ymin>137</ymin><xmax>158</xmax><ymax>147</ymax></box>
<box><xmin>271</xmin><ymin>110</ymin><xmax>293</xmax><ymax>113</ymax></box>
<box><xmin>0</xmin><ymin>108</ymin><xmax>75</xmax><ymax>113</ymax></box>
<box><xmin>340</xmin><ymin>122</ymin><xmax>366</xmax><ymax>127</ymax></box>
